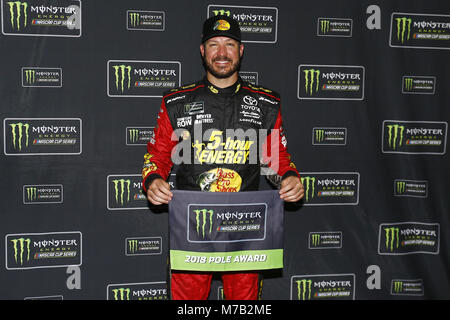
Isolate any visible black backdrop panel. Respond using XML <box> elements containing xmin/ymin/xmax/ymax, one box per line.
<box><xmin>0</xmin><ymin>0</ymin><xmax>449</xmax><ymax>300</ymax></box>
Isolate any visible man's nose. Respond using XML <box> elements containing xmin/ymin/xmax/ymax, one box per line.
<box><xmin>216</xmin><ymin>44</ymin><xmax>228</xmax><ymax>56</ymax></box>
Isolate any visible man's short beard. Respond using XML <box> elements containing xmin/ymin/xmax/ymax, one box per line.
<box><xmin>202</xmin><ymin>55</ymin><xmax>242</xmax><ymax>79</ymax></box>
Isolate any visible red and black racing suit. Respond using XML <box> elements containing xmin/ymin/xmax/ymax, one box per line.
<box><xmin>142</xmin><ymin>76</ymin><xmax>300</xmax><ymax>300</ymax></box>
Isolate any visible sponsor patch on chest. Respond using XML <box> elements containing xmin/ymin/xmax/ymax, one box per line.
<box><xmin>239</xmin><ymin>95</ymin><xmax>262</xmax><ymax>125</ymax></box>
<box><xmin>184</xmin><ymin>101</ymin><xmax>204</xmax><ymax>115</ymax></box>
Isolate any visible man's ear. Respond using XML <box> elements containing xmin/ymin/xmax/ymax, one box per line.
<box><xmin>239</xmin><ymin>43</ymin><xmax>244</xmax><ymax>57</ymax></box>
<box><xmin>200</xmin><ymin>44</ymin><xmax>205</xmax><ymax>57</ymax></box>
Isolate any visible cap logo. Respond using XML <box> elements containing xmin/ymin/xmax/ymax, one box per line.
<box><xmin>212</xmin><ymin>10</ymin><xmax>230</xmax><ymax>17</ymax></box>
<box><xmin>213</xmin><ymin>20</ymin><xmax>230</xmax><ymax>31</ymax></box>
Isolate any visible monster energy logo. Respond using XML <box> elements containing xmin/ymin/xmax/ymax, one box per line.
<box><xmin>128</xmin><ymin>240</ymin><xmax>138</xmax><ymax>253</ymax></box>
<box><xmin>129</xmin><ymin>129</ymin><xmax>139</xmax><ymax>143</ymax></box>
<box><xmin>311</xmin><ymin>234</ymin><xmax>321</xmax><ymax>246</ymax></box>
<box><xmin>393</xmin><ymin>281</ymin><xmax>403</xmax><ymax>293</ymax></box>
<box><xmin>296</xmin><ymin>279</ymin><xmax>312</xmax><ymax>300</ymax></box>
<box><xmin>396</xmin><ymin>17</ymin><xmax>412</xmax><ymax>43</ymax></box>
<box><xmin>396</xmin><ymin>181</ymin><xmax>406</xmax><ymax>194</ymax></box>
<box><xmin>129</xmin><ymin>12</ymin><xmax>140</xmax><ymax>27</ymax></box>
<box><xmin>320</xmin><ymin>20</ymin><xmax>330</xmax><ymax>34</ymax></box>
<box><xmin>213</xmin><ymin>10</ymin><xmax>230</xmax><ymax>16</ymax></box>
<box><xmin>25</xmin><ymin>69</ymin><xmax>35</xmax><ymax>84</ymax></box>
<box><xmin>112</xmin><ymin>288</ymin><xmax>130</xmax><ymax>300</ymax></box>
<box><xmin>7</xmin><ymin>1</ymin><xmax>28</xmax><ymax>30</ymax></box>
<box><xmin>386</xmin><ymin>124</ymin><xmax>405</xmax><ymax>150</ymax></box>
<box><xmin>193</xmin><ymin>209</ymin><xmax>214</xmax><ymax>238</ymax></box>
<box><xmin>112</xmin><ymin>179</ymin><xmax>131</xmax><ymax>206</ymax></box>
<box><xmin>301</xmin><ymin>176</ymin><xmax>315</xmax><ymax>202</ymax></box>
<box><xmin>404</xmin><ymin>78</ymin><xmax>413</xmax><ymax>91</ymax></box>
<box><xmin>10</xmin><ymin>238</ymin><xmax>31</xmax><ymax>265</ymax></box>
<box><xmin>303</xmin><ymin>69</ymin><xmax>320</xmax><ymax>96</ymax></box>
<box><xmin>315</xmin><ymin>129</ymin><xmax>324</xmax><ymax>142</ymax></box>
<box><xmin>384</xmin><ymin>227</ymin><xmax>400</xmax><ymax>252</ymax></box>
<box><xmin>9</xmin><ymin>122</ymin><xmax>29</xmax><ymax>151</ymax></box>
<box><xmin>112</xmin><ymin>65</ymin><xmax>132</xmax><ymax>92</ymax></box>
<box><xmin>26</xmin><ymin>187</ymin><xmax>37</xmax><ymax>200</ymax></box>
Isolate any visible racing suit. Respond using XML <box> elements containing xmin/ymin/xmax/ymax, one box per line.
<box><xmin>142</xmin><ymin>76</ymin><xmax>300</xmax><ymax>300</ymax></box>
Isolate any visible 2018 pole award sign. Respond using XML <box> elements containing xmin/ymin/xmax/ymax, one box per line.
<box><xmin>169</xmin><ymin>190</ymin><xmax>284</xmax><ymax>272</ymax></box>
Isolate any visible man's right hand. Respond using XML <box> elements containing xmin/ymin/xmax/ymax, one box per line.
<box><xmin>146</xmin><ymin>178</ymin><xmax>173</xmax><ymax>205</ymax></box>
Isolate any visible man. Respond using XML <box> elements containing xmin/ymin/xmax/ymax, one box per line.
<box><xmin>142</xmin><ymin>14</ymin><xmax>304</xmax><ymax>300</ymax></box>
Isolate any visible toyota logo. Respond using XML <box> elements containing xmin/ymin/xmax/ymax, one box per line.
<box><xmin>243</xmin><ymin>95</ymin><xmax>258</xmax><ymax>106</ymax></box>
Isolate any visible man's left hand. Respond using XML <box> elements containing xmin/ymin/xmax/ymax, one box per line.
<box><xmin>279</xmin><ymin>176</ymin><xmax>304</xmax><ymax>202</ymax></box>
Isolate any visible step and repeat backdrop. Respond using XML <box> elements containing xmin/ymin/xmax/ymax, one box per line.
<box><xmin>1</xmin><ymin>0</ymin><xmax>449</xmax><ymax>300</ymax></box>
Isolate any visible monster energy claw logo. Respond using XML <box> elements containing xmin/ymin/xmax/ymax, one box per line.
<box><xmin>112</xmin><ymin>65</ymin><xmax>132</xmax><ymax>92</ymax></box>
<box><xmin>129</xmin><ymin>129</ymin><xmax>139</xmax><ymax>143</ymax></box>
<box><xmin>10</xmin><ymin>238</ymin><xmax>31</xmax><ymax>265</ymax></box>
<box><xmin>112</xmin><ymin>288</ymin><xmax>130</xmax><ymax>300</ymax></box>
<box><xmin>25</xmin><ymin>69</ymin><xmax>35</xmax><ymax>84</ymax></box>
<box><xmin>112</xmin><ymin>179</ymin><xmax>131</xmax><ymax>206</ymax></box>
<box><xmin>296</xmin><ymin>279</ymin><xmax>312</xmax><ymax>300</ymax></box>
<box><xmin>7</xmin><ymin>1</ymin><xmax>28</xmax><ymax>30</ymax></box>
<box><xmin>193</xmin><ymin>209</ymin><xmax>214</xmax><ymax>238</ymax></box>
<box><xmin>387</xmin><ymin>124</ymin><xmax>405</xmax><ymax>150</ymax></box>
<box><xmin>404</xmin><ymin>78</ymin><xmax>413</xmax><ymax>91</ymax></box>
<box><xmin>128</xmin><ymin>240</ymin><xmax>138</xmax><ymax>253</ymax></box>
<box><xmin>385</xmin><ymin>227</ymin><xmax>399</xmax><ymax>252</ymax></box>
<box><xmin>311</xmin><ymin>234</ymin><xmax>320</xmax><ymax>246</ymax></box>
<box><xmin>320</xmin><ymin>20</ymin><xmax>330</xmax><ymax>34</ymax></box>
<box><xmin>315</xmin><ymin>129</ymin><xmax>324</xmax><ymax>142</ymax></box>
<box><xmin>301</xmin><ymin>176</ymin><xmax>315</xmax><ymax>202</ymax></box>
<box><xmin>303</xmin><ymin>69</ymin><xmax>320</xmax><ymax>96</ymax></box>
<box><xmin>26</xmin><ymin>187</ymin><xmax>37</xmax><ymax>200</ymax></box>
<box><xmin>213</xmin><ymin>10</ymin><xmax>230</xmax><ymax>16</ymax></box>
<box><xmin>129</xmin><ymin>12</ymin><xmax>140</xmax><ymax>27</ymax></box>
<box><xmin>9</xmin><ymin>122</ymin><xmax>30</xmax><ymax>150</ymax></box>
<box><xmin>396</xmin><ymin>181</ymin><xmax>406</xmax><ymax>194</ymax></box>
<box><xmin>393</xmin><ymin>281</ymin><xmax>403</xmax><ymax>293</ymax></box>
<box><xmin>396</xmin><ymin>17</ymin><xmax>412</xmax><ymax>43</ymax></box>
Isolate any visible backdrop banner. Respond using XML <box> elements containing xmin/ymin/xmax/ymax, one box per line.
<box><xmin>169</xmin><ymin>190</ymin><xmax>284</xmax><ymax>272</ymax></box>
<box><xmin>1</xmin><ymin>0</ymin><xmax>449</xmax><ymax>300</ymax></box>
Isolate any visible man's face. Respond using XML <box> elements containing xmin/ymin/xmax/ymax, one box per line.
<box><xmin>200</xmin><ymin>36</ymin><xmax>244</xmax><ymax>79</ymax></box>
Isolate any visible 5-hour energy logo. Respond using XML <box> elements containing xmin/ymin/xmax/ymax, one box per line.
<box><xmin>192</xmin><ymin>130</ymin><xmax>256</xmax><ymax>166</ymax></box>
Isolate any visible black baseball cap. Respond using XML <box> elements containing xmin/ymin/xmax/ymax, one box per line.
<box><xmin>201</xmin><ymin>14</ymin><xmax>241</xmax><ymax>43</ymax></box>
